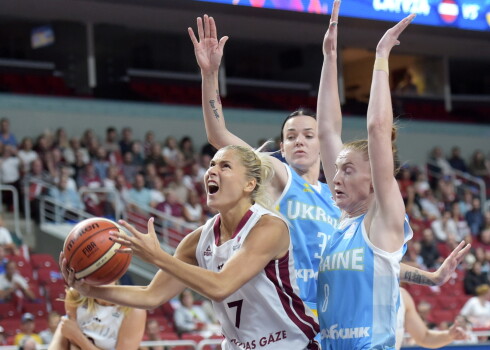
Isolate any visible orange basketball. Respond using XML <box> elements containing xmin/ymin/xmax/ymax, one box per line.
<box><xmin>63</xmin><ymin>217</ymin><xmax>131</xmax><ymax>286</ymax></box>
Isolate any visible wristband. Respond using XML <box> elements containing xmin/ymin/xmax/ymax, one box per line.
<box><xmin>374</xmin><ymin>57</ymin><xmax>389</xmax><ymax>75</ymax></box>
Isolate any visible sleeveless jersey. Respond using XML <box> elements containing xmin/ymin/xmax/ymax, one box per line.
<box><xmin>395</xmin><ymin>290</ymin><xmax>406</xmax><ymax>350</ymax></box>
<box><xmin>276</xmin><ymin>163</ymin><xmax>340</xmax><ymax>311</ymax></box>
<box><xmin>196</xmin><ymin>203</ymin><xmax>320</xmax><ymax>350</ymax></box>
<box><xmin>317</xmin><ymin>215</ymin><xmax>413</xmax><ymax>349</ymax></box>
<box><xmin>77</xmin><ymin>303</ymin><xmax>125</xmax><ymax>350</ymax></box>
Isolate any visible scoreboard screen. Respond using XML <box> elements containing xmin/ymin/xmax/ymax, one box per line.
<box><xmin>194</xmin><ymin>0</ymin><xmax>490</xmax><ymax>31</ymax></box>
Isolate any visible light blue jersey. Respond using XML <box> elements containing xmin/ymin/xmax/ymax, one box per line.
<box><xmin>276</xmin><ymin>163</ymin><xmax>340</xmax><ymax>312</ymax></box>
<box><xmin>317</xmin><ymin>215</ymin><xmax>413</xmax><ymax>350</ymax></box>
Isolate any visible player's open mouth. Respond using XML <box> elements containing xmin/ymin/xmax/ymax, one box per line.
<box><xmin>208</xmin><ymin>181</ymin><xmax>219</xmax><ymax>194</ymax></box>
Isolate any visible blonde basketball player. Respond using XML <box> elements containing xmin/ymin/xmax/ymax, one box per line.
<box><xmin>61</xmin><ymin>145</ymin><xmax>319</xmax><ymax>349</ymax></box>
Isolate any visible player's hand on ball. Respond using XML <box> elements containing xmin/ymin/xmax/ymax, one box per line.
<box><xmin>59</xmin><ymin>252</ymin><xmax>91</xmax><ymax>295</ymax></box>
<box><xmin>110</xmin><ymin>217</ymin><xmax>163</xmax><ymax>263</ymax></box>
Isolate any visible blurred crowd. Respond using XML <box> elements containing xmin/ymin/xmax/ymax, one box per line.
<box><xmin>0</xmin><ymin>115</ymin><xmax>489</xmax><ymax>347</ymax></box>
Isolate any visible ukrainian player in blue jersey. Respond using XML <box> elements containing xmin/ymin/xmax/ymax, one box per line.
<box><xmin>316</xmin><ymin>3</ymin><xmax>417</xmax><ymax>348</ymax></box>
<box><xmin>189</xmin><ymin>11</ymin><xmax>470</xmax><ymax>323</ymax></box>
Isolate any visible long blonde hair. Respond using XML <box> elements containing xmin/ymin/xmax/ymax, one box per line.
<box><xmin>65</xmin><ymin>288</ymin><xmax>131</xmax><ymax>315</ymax></box>
<box><xmin>221</xmin><ymin>144</ymin><xmax>275</xmax><ymax>211</ymax></box>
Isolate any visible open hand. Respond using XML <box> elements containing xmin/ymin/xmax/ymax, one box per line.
<box><xmin>110</xmin><ymin>218</ymin><xmax>163</xmax><ymax>264</ymax></box>
<box><xmin>323</xmin><ymin>0</ymin><xmax>341</xmax><ymax>58</ymax></box>
<box><xmin>376</xmin><ymin>14</ymin><xmax>415</xmax><ymax>58</ymax></box>
<box><xmin>188</xmin><ymin>14</ymin><xmax>229</xmax><ymax>75</ymax></box>
<box><xmin>433</xmin><ymin>241</ymin><xmax>471</xmax><ymax>285</ymax></box>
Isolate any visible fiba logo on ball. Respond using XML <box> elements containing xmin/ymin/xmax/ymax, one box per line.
<box><xmin>63</xmin><ymin>217</ymin><xmax>132</xmax><ymax>285</ymax></box>
<box><xmin>438</xmin><ymin>0</ymin><xmax>459</xmax><ymax>24</ymax></box>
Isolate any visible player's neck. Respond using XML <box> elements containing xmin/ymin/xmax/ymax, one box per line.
<box><xmin>219</xmin><ymin>200</ymin><xmax>253</xmax><ymax>241</ymax></box>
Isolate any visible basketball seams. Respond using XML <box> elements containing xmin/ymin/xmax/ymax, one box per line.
<box><xmin>66</xmin><ymin>226</ymin><xmax>119</xmax><ymax>268</ymax></box>
<box><xmin>96</xmin><ymin>253</ymin><xmax>132</xmax><ymax>285</ymax></box>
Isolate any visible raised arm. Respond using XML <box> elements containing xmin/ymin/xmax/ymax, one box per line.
<box><xmin>112</xmin><ymin>216</ymin><xmax>289</xmax><ymax>303</ymax></box>
<box><xmin>188</xmin><ymin>15</ymin><xmax>245</xmax><ymax>149</ymax></box>
<box><xmin>189</xmin><ymin>15</ymin><xmax>288</xmax><ymax>192</ymax></box>
<box><xmin>402</xmin><ymin>288</ymin><xmax>467</xmax><ymax>348</ymax></box>
<box><xmin>367</xmin><ymin>15</ymin><xmax>415</xmax><ymax>252</ymax></box>
<box><xmin>317</xmin><ymin>0</ymin><xmax>344</xmax><ymax>195</ymax></box>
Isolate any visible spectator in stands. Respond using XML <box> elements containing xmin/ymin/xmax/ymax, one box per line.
<box><xmin>45</xmin><ymin>147</ymin><xmax>66</xmax><ymax>179</ymax></box>
<box><xmin>110</xmin><ymin>174</ymin><xmax>131</xmax><ymax>216</ymax></box>
<box><xmin>48</xmin><ymin>175</ymin><xmax>85</xmax><ymax>221</ymax></box>
<box><xmin>468</xmin><ymin>150</ymin><xmax>490</xmax><ymax>178</ymax></box>
<box><xmin>459</xmin><ymin>189</ymin><xmax>475</xmax><ymax>217</ymax></box>
<box><xmin>103</xmin><ymin>127</ymin><xmax>120</xmax><ymax>154</ymax></box>
<box><xmin>395</xmin><ymin>70</ymin><xmax>418</xmax><ymax>95</ymax></box>
<box><xmin>145</xmin><ymin>142</ymin><xmax>168</xmax><ymax>178</ymax></box>
<box><xmin>397</xmin><ymin>166</ymin><xmax>414</xmax><ymax>200</ymax></box>
<box><xmin>63</xmin><ymin>137</ymin><xmax>89</xmax><ymax>166</ymax></box>
<box><xmin>34</xmin><ymin>134</ymin><xmax>52</xmax><ymax>170</ymax></box>
<box><xmin>448</xmin><ymin>146</ymin><xmax>468</xmax><ymax>173</ymax></box>
<box><xmin>436</xmin><ymin>176</ymin><xmax>456</xmax><ymax>208</ymax></box>
<box><xmin>419</xmin><ymin>189</ymin><xmax>442</xmax><ymax>220</ymax></box>
<box><xmin>139</xmin><ymin>319</ymin><xmax>164</xmax><ymax>350</ymax></box>
<box><xmin>0</xmin><ymin>215</ymin><xmax>17</xmax><ymax>255</ymax></box>
<box><xmin>0</xmin><ymin>144</ymin><xmax>21</xmax><ymax>196</ymax></box>
<box><xmin>81</xmin><ymin>128</ymin><xmax>98</xmax><ymax>152</ymax></box>
<box><xmin>183</xmin><ymin>190</ymin><xmax>203</xmax><ymax>225</ymax></box>
<box><xmin>156</xmin><ymin>189</ymin><xmax>184</xmax><ymax>219</ymax></box>
<box><xmin>420</xmin><ymin>228</ymin><xmax>441</xmax><ymax>269</ymax></box>
<box><xmin>149</xmin><ymin>176</ymin><xmax>165</xmax><ymax>206</ymax></box>
<box><xmin>119</xmin><ymin>126</ymin><xmax>134</xmax><ymax>156</ymax></box>
<box><xmin>431</xmin><ymin>210</ymin><xmax>459</xmax><ymax>242</ymax></box>
<box><xmin>404</xmin><ymin>185</ymin><xmax>423</xmax><ymax>220</ymax></box>
<box><xmin>92</xmin><ymin>146</ymin><xmax>110</xmax><ymax>181</ymax></box>
<box><xmin>0</xmin><ymin>260</ymin><xmax>36</xmax><ymax>302</ymax></box>
<box><xmin>183</xmin><ymin>161</ymin><xmax>205</xmax><ymax>195</ymax></box>
<box><xmin>143</xmin><ymin>131</ymin><xmax>155</xmax><ymax>157</ymax></box>
<box><xmin>173</xmin><ymin>289</ymin><xmax>212</xmax><ymax>336</ymax></box>
<box><xmin>460</xmin><ymin>283</ymin><xmax>490</xmax><ymax>329</ymax></box>
<box><xmin>13</xmin><ymin>313</ymin><xmax>42</xmax><ymax>346</ymax></box>
<box><xmin>167</xmin><ymin>168</ymin><xmax>189</xmax><ymax>204</ymax></box>
<box><xmin>121</xmin><ymin>152</ymin><xmax>140</xmax><ymax>183</ymax></box>
<box><xmin>465</xmin><ymin>197</ymin><xmax>485</xmax><ymax>237</ymax></box>
<box><xmin>474</xmin><ymin>247</ymin><xmax>490</xmax><ymax>274</ymax></box>
<box><xmin>179</xmin><ymin>136</ymin><xmax>197</xmax><ymax>170</ymax></box>
<box><xmin>162</xmin><ymin>136</ymin><xmax>183</xmax><ymax>170</ymax></box>
<box><xmin>127</xmin><ymin>173</ymin><xmax>154</xmax><ymax>212</ymax></box>
<box><xmin>428</xmin><ymin>146</ymin><xmax>454</xmax><ymax>178</ymax></box>
<box><xmin>0</xmin><ymin>117</ymin><xmax>17</xmax><ymax>149</ymax></box>
<box><xmin>464</xmin><ymin>261</ymin><xmax>489</xmax><ymax>295</ymax></box>
<box><xmin>402</xmin><ymin>240</ymin><xmax>425</xmax><ymax>269</ymax></box>
<box><xmin>451</xmin><ymin>202</ymin><xmax>471</xmax><ymax>242</ymax></box>
<box><xmin>39</xmin><ymin>311</ymin><xmax>61</xmax><ymax>345</ymax></box>
<box><xmin>17</xmin><ymin>137</ymin><xmax>38</xmax><ymax>175</ymax></box>
<box><xmin>131</xmin><ymin>141</ymin><xmax>145</xmax><ymax>168</ymax></box>
<box><xmin>477</xmin><ymin>228</ymin><xmax>490</xmax><ymax>253</ymax></box>
<box><xmin>53</xmin><ymin>128</ymin><xmax>69</xmax><ymax>153</ymax></box>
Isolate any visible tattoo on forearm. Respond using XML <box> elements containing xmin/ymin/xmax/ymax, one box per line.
<box><xmin>209</xmin><ymin>100</ymin><xmax>220</xmax><ymax>121</ymax></box>
<box><xmin>403</xmin><ymin>271</ymin><xmax>436</xmax><ymax>286</ymax></box>
<box><xmin>216</xmin><ymin>90</ymin><xmax>221</xmax><ymax>105</ymax></box>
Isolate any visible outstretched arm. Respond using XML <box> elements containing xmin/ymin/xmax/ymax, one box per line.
<box><xmin>400</xmin><ymin>241</ymin><xmax>471</xmax><ymax>286</ymax></box>
<box><xmin>317</xmin><ymin>0</ymin><xmax>344</xmax><ymax>195</ymax></box>
<box><xmin>367</xmin><ymin>15</ymin><xmax>415</xmax><ymax>253</ymax></box>
<box><xmin>189</xmin><ymin>15</ymin><xmax>288</xmax><ymax>192</ymax></box>
<box><xmin>60</xmin><ymin>219</ymin><xmax>194</xmax><ymax>309</ymax></box>
<box><xmin>402</xmin><ymin>288</ymin><xmax>468</xmax><ymax>348</ymax></box>
<box><xmin>188</xmin><ymin>15</ymin><xmax>245</xmax><ymax>149</ymax></box>
<box><xmin>111</xmin><ymin>216</ymin><xmax>290</xmax><ymax>303</ymax></box>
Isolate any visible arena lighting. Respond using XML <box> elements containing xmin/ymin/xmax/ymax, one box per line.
<box><xmin>194</xmin><ymin>0</ymin><xmax>490</xmax><ymax>31</ymax></box>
